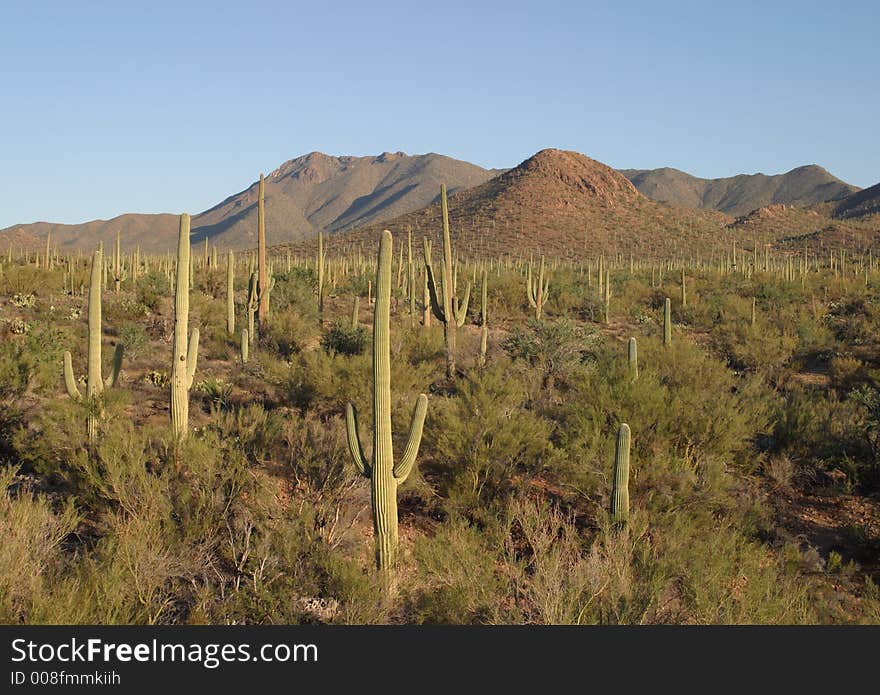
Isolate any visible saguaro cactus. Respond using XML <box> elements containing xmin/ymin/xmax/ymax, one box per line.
<box><xmin>611</xmin><ymin>423</ymin><xmax>631</xmax><ymax>524</ymax></box>
<box><xmin>63</xmin><ymin>248</ymin><xmax>123</xmax><ymax>442</ymax></box>
<box><xmin>424</xmin><ymin>184</ymin><xmax>471</xmax><ymax>378</ymax></box>
<box><xmin>246</xmin><ymin>272</ymin><xmax>258</xmax><ymax>345</ymax></box>
<box><xmin>226</xmin><ymin>251</ymin><xmax>235</xmax><ymax>335</ymax></box>
<box><xmin>663</xmin><ymin>297</ymin><xmax>672</xmax><ymax>347</ymax></box>
<box><xmin>628</xmin><ymin>337</ymin><xmax>638</xmax><ymax>381</ymax></box>
<box><xmin>603</xmin><ymin>267</ymin><xmax>611</xmax><ymax>324</ymax></box>
<box><xmin>257</xmin><ymin>173</ymin><xmax>270</xmax><ymax>328</ymax></box>
<box><xmin>346</xmin><ymin>230</ymin><xmax>429</xmax><ymax>573</ymax></box>
<box><xmin>479</xmin><ymin>268</ymin><xmax>488</xmax><ymax>367</ymax></box>
<box><xmin>170</xmin><ymin>214</ymin><xmax>199</xmax><ymax>439</ymax></box>
<box><xmin>527</xmin><ymin>255</ymin><xmax>550</xmax><ymax>320</ymax></box>
<box><xmin>240</xmin><ymin>328</ymin><xmax>249</xmax><ymax>364</ymax></box>
<box><xmin>317</xmin><ymin>230</ymin><xmax>325</xmax><ymax>322</ymax></box>
<box><xmin>681</xmin><ymin>268</ymin><xmax>687</xmax><ymax>309</ymax></box>
<box><xmin>113</xmin><ymin>231</ymin><xmax>125</xmax><ymax>294</ymax></box>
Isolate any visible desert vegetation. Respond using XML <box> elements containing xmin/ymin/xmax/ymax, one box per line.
<box><xmin>2</xmin><ymin>191</ymin><xmax>880</xmax><ymax>625</ymax></box>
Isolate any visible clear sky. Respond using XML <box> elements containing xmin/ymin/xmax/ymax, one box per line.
<box><xmin>1</xmin><ymin>0</ymin><xmax>877</xmax><ymax>227</ymax></box>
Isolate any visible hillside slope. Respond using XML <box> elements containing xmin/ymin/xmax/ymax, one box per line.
<box><xmin>292</xmin><ymin>149</ymin><xmax>731</xmax><ymax>260</ymax></box>
<box><xmin>621</xmin><ymin>165</ymin><xmax>858</xmax><ymax>217</ymax></box>
<box><xmin>0</xmin><ymin>152</ymin><xmax>501</xmax><ymax>253</ymax></box>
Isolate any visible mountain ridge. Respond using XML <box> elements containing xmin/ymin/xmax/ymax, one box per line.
<box><xmin>620</xmin><ymin>164</ymin><xmax>858</xmax><ymax>217</ymax></box>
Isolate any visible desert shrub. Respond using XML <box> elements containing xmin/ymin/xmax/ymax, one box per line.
<box><xmin>1</xmin><ymin>265</ymin><xmax>59</xmax><ymax>297</ymax></box>
<box><xmin>422</xmin><ymin>363</ymin><xmax>553</xmax><ymax>512</ymax></box>
<box><xmin>116</xmin><ymin>321</ymin><xmax>150</xmax><ymax>360</ymax></box>
<box><xmin>0</xmin><ymin>467</ymin><xmax>79</xmax><ymax>623</ymax></box>
<box><xmin>260</xmin><ymin>306</ymin><xmax>313</xmax><ymax>359</ymax></box>
<box><xmin>196</xmin><ymin>375</ymin><xmax>234</xmax><ymax>412</ymax></box>
<box><xmin>773</xmin><ymin>385</ymin><xmax>868</xmax><ymax>487</ymax></box>
<box><xmin>103</xmin><ymin>295</ymin><xmax>151</xmax><ymax>325</ymax></box>
<box><xmin>500</xmin><ymin>497</ymin><xmax>611</xmax><ymax>624</ymax></box>
<box><xmin>711</xmin><ymin>317</ymin><xmax>798</xmax><ymax>372</ymax></box>
<box><xmin>410</xmin><ymin>515</ymin><xmax>507</xmax><ymax>624</ymax></box>
<box><xmin>321</xmin><ymin>321</ymin><xmax>368</xmax><ymax>356</ymax></box>
<box><xmin>558</xmin><ymin>337</ymin><xmax>773</xmax><ymax>492</ymax></box>
<box><xmin>501</xmin><ymin>318</ymin><xmax>596</xmax><ymax>392</ymax></box>
<box><xmin>136</xmin><ymin>271</ymin><xmax>171</xmax><ymax>311</ymax></box>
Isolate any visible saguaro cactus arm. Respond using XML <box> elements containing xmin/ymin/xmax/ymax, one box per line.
<box><xmin>105</xmin><ymin>344</ymin><xmax>124</xmax><ymax>388</ymax></box>
<box><xmin>186</xmin><ymin>328</ymin><xmax>199</xmax><ymax>388</ymax></box>
<box><xmin>63</xmin><ymin>351</ymin><xmax>81</xmax><ymax>400</ymax></box>
<box><xmin>453</xmin><ymin>284</ymin><xmax>471</xmax><ymax>327</ymax></box>
<box><xmin>345</xmin><ymin>403</ymin><xmax>371</xmax><ymax>479</ymax></box>
<box><xmin>423</xmin><ymin>239</ymin><xmax>447</xmax><ymax>323</ymax></box>
<box><xmin>393</xmin><ymin>393</ymin><xmax>429</xmax><ymax>481</ymax></box>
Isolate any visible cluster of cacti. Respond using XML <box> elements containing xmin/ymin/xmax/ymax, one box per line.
<box><xmin>346</xmin><ymin>229</ymin><xmax>428</xmax><ymax>573</ymax></box>
<box><xmin>63</xmin><ymin>248</ymin><xmax>124</xmax><ymax>442</ymax></box>
<box><xmin>527</xmin><ymin>255</ymin><xmax>550</xmax><ymax>320</ymax></box>
<box><xmin>170</xmin><ymin>214</ymin><xmax>199</xmax><ymax>439</ymax></box>
<box><xmin>424</xmin><ymin>184</ymin><xmax>471</xmax><ymax>378</ymax></box>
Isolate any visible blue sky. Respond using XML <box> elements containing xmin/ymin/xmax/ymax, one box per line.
<box><xmin>1</xmin><ymin>1</ymin><xmax>877</xmax><ymax>227</ymax></box>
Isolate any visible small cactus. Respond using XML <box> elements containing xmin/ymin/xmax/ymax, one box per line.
<box><xmin>628</xmin><ymin>337</ymin><xmax>638</xmax><ymax>381</ymax></box>
<box><xmin>663</xmin><ymin>297</ymin><xmax>672</xmax><ymax>347</ymax></box>
<box><xmin>681</xmin><ymin>268</ymin><xmax>687</xmax><ymax>308</ymax></box>
<box><xmin>241</xmin><ymin>328</ymin><xmax>249</xmax><ymax>364</ymax></box>
<box><xmin>611</xmin><ymin>423</ymin><xmax>631</xmax><ymax>524</ymax></box>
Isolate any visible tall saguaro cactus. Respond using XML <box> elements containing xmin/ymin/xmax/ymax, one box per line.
<box><xmin>425</xmin><ymin>184</ymin><xmax>471</xmax><ymax>378</ymax></box>
<box><xmin>527</xmin><ymin>255</ymin><xmax>550</xmax><ymax>320</ymax></box>
<box><xmin>226</xmin><ymin>251</ymin><xmax>235</xmax><ymax>335</ymax></box>
<box><xmin>257</xmin><ymin>173</ymin><xmax>270</xmax><ymax>329</ymax></box>
<box><xmin>346</xmin><ymin>230</ymin><xmax>429</xmax><ymax>573</ymax></box>
<box><xmin>63</xmin><ymin>248</ymin><xmax>123</xmax><ymax>442</ymax></box>
<box><xmin>479</xmin><ymin>268</ymin><xmax>488</xmax><ymax>367</ymax></box>
<box><xmin>611</xmin><ymin>423</ymin><xmax>631</xmax><ymax>524</ymax></box>
<box><xmin>171</xmin><ymin>214</ymin><xmax>199</xmax><ymax>439</ymax></box>
<box><xmin>317</xmin><ymin>230</ymin><xmax>325</xmax><ymax>323</ymax></box>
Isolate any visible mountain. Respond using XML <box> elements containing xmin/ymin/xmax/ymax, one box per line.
<box><xmin>299</xmin><ymin>149</ymin><xmax>730</xmax><ymax>260</ymax></box>
<box><xmin>724</xmin><ymin>201</ymin><xmax>880</xmax><ymax>256</ymax></box>
<box><xmin>0</xmin><ymin>152</ymin><xmax>502</xmax><ymax>253</ymax></box>
<box><xmin>620</xmin><ymin>165</ymin><xmax>858</xmax><ymax>217</ymax></box>
<box><xmin>1</xmin><ymin>214</ymin><xmax>181</xmax><ymax>255</ymax></box>
<box><xmin>832</xmin><ymin>181</ymin><xmax>880</xmax><ymax>220</ymax></box>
